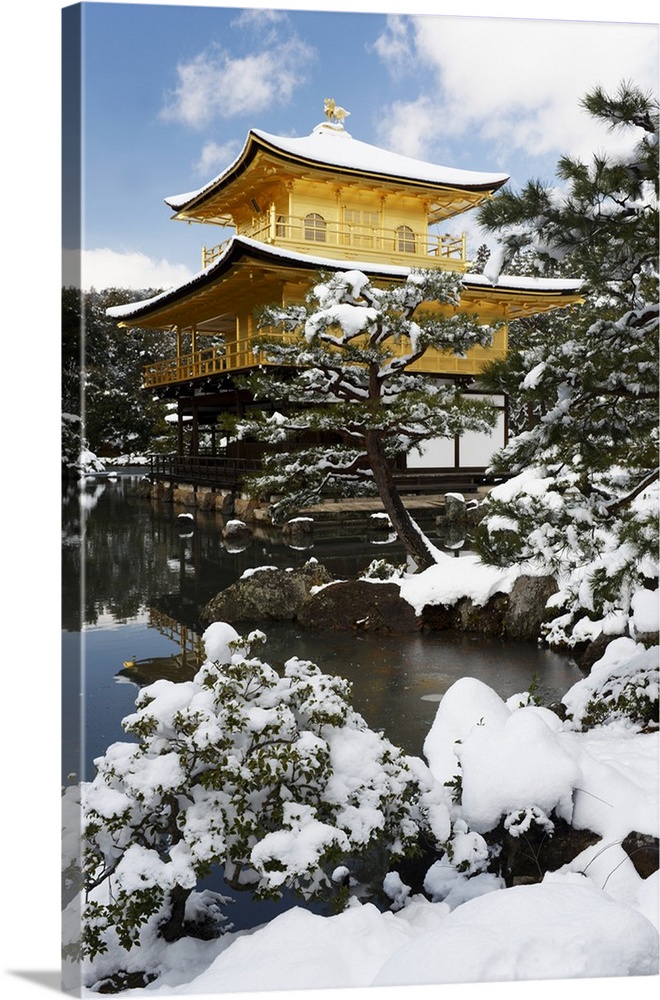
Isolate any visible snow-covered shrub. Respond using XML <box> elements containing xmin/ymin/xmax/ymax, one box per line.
<box><xmin>562</xmin><ymin>636</ymin><xmax>659</xmax><ymax>731</ymax></box>
<box><xmin>503</xmin><ymin>805</ymin><xmax>555</xmax><ymax>838</ymax></box>
<box><xmin>381</xmin><ymin>871</ymin><xmax>412</xmax><ymax>911</ymax></box>
<box><xmin>452</xmin><ymin>705</ymin><xmax>579</xmax><ymax>835</ymax></box>
<box><xmin>422</xmin><ymin>855</ymin><xmax>503</xmax><ymax>911</ymax></box>
<box><xmin>416</xmin><ymin>676</ymin><xmax>581</xmax><ymax>897</ymax></box>
<box><xmin>77</xmin><ymin>623</ymin><xmax>450</xmax><ymax>967</ymax></box>
<box><xmin>62</xmin><ymin>412</ymin><xmax>106</xmax><ymax>475</ymax></box>
<box><xmin>418</xmin><ymin>639</ymin><xmax>659</xmax><ymax>908</ymax></box>
<box><xmin>443</xmin><ymin>819</ymin><xmax>490</xmax><ymax>874</ymax></box>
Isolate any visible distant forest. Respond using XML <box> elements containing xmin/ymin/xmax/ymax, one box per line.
<box><xmin>62</xmin><ymin>286</ymin><xmax>177</xmax><ymax>461</ymax></box>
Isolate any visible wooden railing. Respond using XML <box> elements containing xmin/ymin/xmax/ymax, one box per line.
<box><xmin>143</xmin><ymin>348</ymin><xmax>227</xmax><ymax>386</ymax></box>
<box><xmin>149</xmin><ymin>454</ymin><xmax>263</xmax><ymax>489</ymax></box>
<box><xmin>148</xmin><ymin>454</ymin><xmax>506</xmax><ymax>496</ymax></box>
<box><xmin>138</xmin><ymin>338</ymin><xmax>357</xmax><ymax>387</ymax></box>
<box><xmin>144</xmin><ymin>323</ymin><xmax>506</xmax><ymax>388</ymax></box>
<box><xmin>143</xmin><ymin>332</ymin><xmax>299</xmax><ymax>388</ymax></box>
<box><xmin>202</xmin><ymin>215</ymin><xmax>466</xmax><ymax>269</ymax></box>
<box><xmin>144</xmin><ymin>345</ymin><xmax>247</xmax><ymax>387</ymax></box>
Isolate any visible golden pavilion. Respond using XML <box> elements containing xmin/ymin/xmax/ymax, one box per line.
<box><xmin>109</xmin><ymin>101</ymin><xmax>582</xmax><ymax>492</ymax></box>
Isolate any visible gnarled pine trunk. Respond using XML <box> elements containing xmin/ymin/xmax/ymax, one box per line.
<box><xmin>365</xmin><ymin>430</ymin><xmax>437</xmax><ymax>572</ymax></box>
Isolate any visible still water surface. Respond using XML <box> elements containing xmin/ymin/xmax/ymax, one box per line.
<box><xmin>62</xmin><ymin>472</ymin><xmax>582</xmax><ymax>784</ymax></box>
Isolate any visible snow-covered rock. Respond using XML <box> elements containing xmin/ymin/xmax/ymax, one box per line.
<box><xmin>201</xmin><ymin>561</ymin><xmax>334</xmax><ymax>623</ymax></box>
<box><xmin>399</xmin><ymin>551</ymin><xmax>520</xmax><ymax>615</ymax></box>
<box><xmin>372</xmin><ymin>876</ymin><xmax>658</xmax><ymax>985</ymax></box>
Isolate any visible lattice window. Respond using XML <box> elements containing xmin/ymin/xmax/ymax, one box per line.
<box><xmin>304</xmin><ymin>212</ymin><xmax>326</xmax><ymax>242</ymax></box>
<box><xmin>396</xmin><ymin>225</ymin><xmax>416</xmax><ymax>253</ymax></box>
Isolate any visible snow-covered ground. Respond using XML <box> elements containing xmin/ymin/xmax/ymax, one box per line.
<box><xmin>79</xmin><ymin>870</ymin><xmax>657</xmax><ymax>995</ymax></box>
<box><xmin>66</xmin><ymin>611</ymin><xmax>659</xmax><ymax>997</ymax></box>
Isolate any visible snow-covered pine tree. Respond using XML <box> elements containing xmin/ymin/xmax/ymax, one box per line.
<box><xmin>473</xmin><ymin>82</ymin><xmax>659</xmax><ymax>645</ymax></box>
<box><xmin>226</xmin><ymin>268</ymin><xmax>499</xmax><ymax>571</ymax></box>
<box><xmin>467</xmin><ymin>244</ymin><xmax>573</xmax><ymax>439</ymax></box>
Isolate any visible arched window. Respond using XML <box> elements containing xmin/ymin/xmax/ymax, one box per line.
<box><xmin>304</xmin><ymin>212</ymin><xmax>326</xmax><ymax>242</ymax></box>
<box><xmin>396</xmin><ymin>225</ymin><xmax>416</xmax><ymax>253</ymax></box>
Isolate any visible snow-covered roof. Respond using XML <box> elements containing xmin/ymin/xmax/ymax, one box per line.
<box><xmin>165</xmin><ymin>123</ymin><xmax>510</xmax><ymax>211</ymax></box>
<box><xmin>465</xmin><ymin>272</ymin><xmax>584</xmax><ymax>293</ymax></box>
<box><xmin>107</xmin><ymin>235</ymin><xmax>582</xmax><ymax>324</ymax></box>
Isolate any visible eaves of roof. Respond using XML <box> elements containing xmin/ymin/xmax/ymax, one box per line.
<box><xmin>107</xmin><ymin>236</ymin><xmax>582</xmax><ymax>325</ymax></box>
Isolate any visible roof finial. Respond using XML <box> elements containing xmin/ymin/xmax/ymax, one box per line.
<box><xmin>324</xmin><ymin>98</ymin><xmax>351</xmax><ymax>125</ymax></box>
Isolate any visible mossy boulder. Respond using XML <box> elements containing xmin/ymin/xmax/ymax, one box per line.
<box><xmin>201</xmin><ymin>560</ymin><xmax>333</xmax><ymax>624</ymax></box>
<box><xmin>504</xmin><ymin>575</ymin><xmax>559</xmax><ymax>641</ymax></box>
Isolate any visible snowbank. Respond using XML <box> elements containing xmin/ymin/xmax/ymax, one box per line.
<box><xmin>372</xmin><ymin>875</ymin><xmax>658</xmax><ymax>986</ymax></box>
<box><xmin>399</xmin><ymin>551</ymin><xmax>521</xmax><ymax>614</ymax></box>
<box><xmin>100</xmin><ymin>878</ymin><xmax>658</xmax><ymax>996</ymax></box>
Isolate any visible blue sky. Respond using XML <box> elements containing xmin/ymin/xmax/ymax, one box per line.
<box><xmin>61</xmin><ymin>0</ymin><xmax>659</xmax><ymax>290</ymax></box>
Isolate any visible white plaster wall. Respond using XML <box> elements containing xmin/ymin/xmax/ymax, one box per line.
<box><xmin>407</xmin><ymin>437</ymin><xmax>455</xmax><ymax>468</ymax></box>
<box><xmin>458</xmin><ymin>411</ymin><xmax>506</xmax><ymax>467</ymax></box>
<box><xmin>407</xmin><ymin>395</ymin><xmax>506</xmax><ymax>469</ymax></box>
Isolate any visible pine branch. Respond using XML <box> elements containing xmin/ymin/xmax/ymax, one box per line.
<box><xmin>605</xmin><ymin>468</ymin><xmax>660</xmax><ymax>515</ymax></box>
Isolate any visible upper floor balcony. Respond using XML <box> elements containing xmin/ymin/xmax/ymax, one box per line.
<box><xmin>202</xmin><ymin>212</ymin><xmax>467</xmax><ymax>271</ymax></box>
<box><xmin>142</xmin><ymin>324</ymin><xmax>507</xmax><ymax>389</ymax></box>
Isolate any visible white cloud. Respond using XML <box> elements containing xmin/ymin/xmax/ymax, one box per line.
<box><xmin>230</xmin><ymin>9</ymin><xmax>288</xmax><ymax>30</ymax></box>
<box><xmin>375</xmin><ymin>16</ymin><xmax>658</xmax><ymax>168</ymax></box>
<box><xmin>369</xmin><ymin>14</ymin><xmax>414</xmax><ymax>74</ymax></box>
<box><xmin>160</xmin><ymin>36</ymin><xmax>314</xmax><ymax>129</ymax></box>
<box><xmin>377</xmin><ymin>96</ymin><xmax>439</xmax><ymax>159</ymax></box>
<box><xmin>195</xmin><ymin>139</ymin><xmax>241</xmax><ymax>177</ymax></box>
<box><xmin>63</xmin><ymin>249</ymin><xmax>194</xmax><ymax>292</ymax></box>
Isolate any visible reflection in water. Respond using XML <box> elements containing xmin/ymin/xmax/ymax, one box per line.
<box><xmin>62</xmin><ymin>473</ymin><xmax>583</xmax><ymax>777</ymax></box>
<box><xmin>257</xmin><ymin>624</ymin><xmax>581</xmax><ymax>757</ymax></box>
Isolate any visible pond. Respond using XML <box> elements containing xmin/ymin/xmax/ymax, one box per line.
<box><xmin>62</xmin><ymin>471</ymin><xmax>585</xmax><ymax>930</ymax></box>
<box><xmin>62</xmin><ymin>471</ymin><xmax>582</xmax><ymax>783</ymax></box>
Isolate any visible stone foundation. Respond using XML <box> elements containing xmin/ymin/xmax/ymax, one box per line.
<box><xmin>137</xmin><ymin>479</ymin><xmax>269</xmax><ymax>521</ymax></box>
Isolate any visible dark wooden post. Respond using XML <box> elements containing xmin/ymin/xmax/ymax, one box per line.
<box><xmin>177</xmin><ymin>400</ymin><xmax>184</xmax><ymax>456</ymax></box>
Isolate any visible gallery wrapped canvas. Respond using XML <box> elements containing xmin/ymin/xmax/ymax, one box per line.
<box><xmin>54</xmin><ymin>1</ymin><xmax>659</xmax><ymax>998</ymax></box>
